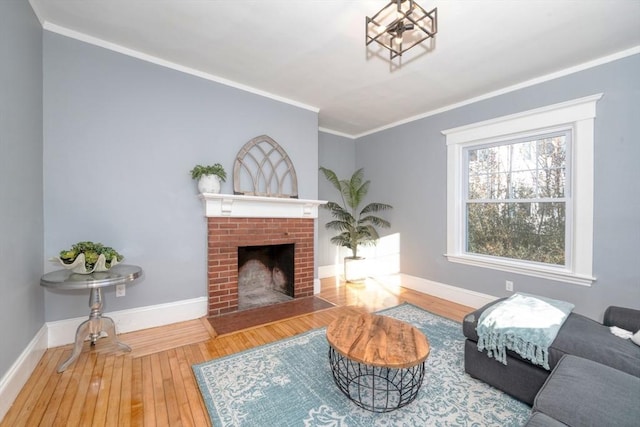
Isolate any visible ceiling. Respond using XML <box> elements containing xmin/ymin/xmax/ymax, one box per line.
<box><xmin>29</xmin><ymin>0</ymin><xmax>640</xmax><ymax>138</ymax></box>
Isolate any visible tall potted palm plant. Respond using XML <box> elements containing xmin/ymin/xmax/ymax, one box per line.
<box><xmin>320</xmin><ymin>167</ymin><xmax>392</xmax><ymax>282</ymax></box>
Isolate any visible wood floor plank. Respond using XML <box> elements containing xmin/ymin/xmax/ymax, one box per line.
<box><xmin>21</xmin><ymin>349</ymin><xmax>65</xmax><ymax>427</ymax></box>
<box><xmin>39</xmin><ymin>355</ymin><xmax>75</xmax><ymax>426</ymax></box>
<box><xmin>2</xmin><ymin>277</ymin><xmax>474</xmax><ymax>427</ymax></box>
<box><xmin>197</xmin><ymin>342</ymin><xmax>212</xmax><ymax>361</ymax></box>
<box><xmin>77</xmin><ymin>354</ymin><xmax>106</xmax><ymax>426</ymax></box>
<box><xmin>140</xmin><ymin>357</ymin><xmax>155</xmax><ymax>427</ymax></box>
<box><xmin>200</xmin><ymin>316</ymin><xmax>218</xmax><ymax>339</ymax></box>
<box><xmin>64</xmin><ymin>352</ymin><xmax>98</xmax><ymax>427</ymax></box>
<box><xmin>158</xmin><ymin>351</ymin><xmax>181</xmax><ymax>426</ymax></box>
<box><xmin>176</xmin><ymin>346</ymin><xmax>210</xmax><ymax>427</ymax></box>
<box><xmin>91</xmin><ymin>354</ymin><xmax>115</xmax><ymax>426</ymax></box>
<box><xmin>166</xmin><ymin>348</ymin><xmax>195</xmax><ymax>427</ymax></box>
<box><xmin>50</xmin><ymin>351</ymin><xmax>90</xmax><ymax>427</ymax></box>
<box><xmin>181</xmin><ymin>344</ymin><xmax>201</xmax><ymax>366</ymax></box>
<box><xmin>129</xmin><ymin>357</ymin><xmax>143</xmax><ymax>426</ymax></box>
<box><xmin>112</xmin><ymin>318</ymin><xmax>212</xmax><ymax>359</ymax></box>
<box><xmin>149</xmin><ymin>353</ymin><xmax>169</xmax><ymax>426</ymax></box>
<box><xmin>117</xmin><ymin>355</ymin><xmax>132</xmax><ymax>427</ymax></box>
<box><xmin>105</xmin><ymin>355</ymin><xmax>124</xmax><ymax>426</ymax></box>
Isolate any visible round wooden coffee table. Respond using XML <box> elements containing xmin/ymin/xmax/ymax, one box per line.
<box><xmin>326</xmin><ymin>313</ymin><xmax>430</xmax><ymax>412</ymax></box>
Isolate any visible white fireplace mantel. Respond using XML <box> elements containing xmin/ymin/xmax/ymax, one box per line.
<box><xmin>199</xmin><ymin>193</ymin><xmax>327</xmax><ymax>218</ymax></box>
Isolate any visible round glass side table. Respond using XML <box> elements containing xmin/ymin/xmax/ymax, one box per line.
<box><xmin>40</xmin><ymin>264</ymin><xmax>143</xmax><ymax>372</ymax></box>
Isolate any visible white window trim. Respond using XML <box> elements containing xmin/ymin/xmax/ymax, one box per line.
<box><xmin>442</xmin><ymin>94</ymin><xmax>602</xmax><ymax>286</ymax></box>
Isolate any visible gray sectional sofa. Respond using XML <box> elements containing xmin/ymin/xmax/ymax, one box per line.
<box><xmin>527</xmin><ymin>354</ymin><xmax>640</xmax><ymax>426</ymax></box>
<box><xmin>462</xmin><ymin>300</ymin><xmax>640</xmax><ymax>426</ymax></box>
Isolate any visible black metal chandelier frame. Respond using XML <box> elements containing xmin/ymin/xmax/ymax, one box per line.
<box><xmin>366</xmin><ymin>0</ymin><xmax>438</xmax><ymax>60</ymax></box>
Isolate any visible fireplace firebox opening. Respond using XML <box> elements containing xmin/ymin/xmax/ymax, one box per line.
<box><xmin>238</xmin><ymin>243</ymin><xmax>295</xmax><ymax>311</ymax></box>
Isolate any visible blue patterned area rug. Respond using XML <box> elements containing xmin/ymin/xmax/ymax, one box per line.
<box><xmin>193</xmin><ymin>303</ymin><xmax>531</xmax><ymax>426</ymax></box>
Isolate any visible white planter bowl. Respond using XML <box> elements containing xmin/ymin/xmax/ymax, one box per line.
<box><xmin>344</xmin><ymin>256</ymin><xmax>367</xmax><ymax>283</ymax></box>
<box><xmin>197</xmin><ymin>174</ymin><xmax>221</xmax><ymax>194</ymax></box>
<box><xmin>53</xmin><ymin>253</ymin><xmax>121</xmax><ymax>274</ymax></box>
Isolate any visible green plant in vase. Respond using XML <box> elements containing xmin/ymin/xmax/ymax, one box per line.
<box><xmin>57</xmin><ymin>241</ymin><xmax>124</xmax><ymax>273</ymax></box>
<box><xmin>190</xmin><ymin>163</ymin><xmax>227</xmax><ymax>194</ymax></box>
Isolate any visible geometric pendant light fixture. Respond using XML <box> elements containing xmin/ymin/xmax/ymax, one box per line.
<box><xmin>366</xmin><ymin>0</ymin><xmax>438</xmax><ymax>60</ymax></box>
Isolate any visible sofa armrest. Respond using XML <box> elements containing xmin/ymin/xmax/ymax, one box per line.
<box><xmin>603</xmin><ymin>306</ymin><xmax>640</xmax><ymax>331</ymax></box>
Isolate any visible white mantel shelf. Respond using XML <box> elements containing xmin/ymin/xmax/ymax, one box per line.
<box><xmin>199</xmin><ymin>193</ymin><xmax>327</xmax><ymax>219</ymax></box>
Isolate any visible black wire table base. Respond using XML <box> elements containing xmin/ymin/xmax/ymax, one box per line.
<box><xmin>328</xmin><ymin>346</ymin><xmax>426</xmax><ymax>413</ymax></box>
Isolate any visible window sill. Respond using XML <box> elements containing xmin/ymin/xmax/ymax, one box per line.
<box><xmin>444</xmin><ymin>254</ymin><xmax>595</xmax><ymax>286</ymax></box>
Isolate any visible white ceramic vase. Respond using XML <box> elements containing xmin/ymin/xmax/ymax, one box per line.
<box><xmin>197</xmin><ymin>174</ymin><xmax>221</xmax><ymax>194</ymax></box>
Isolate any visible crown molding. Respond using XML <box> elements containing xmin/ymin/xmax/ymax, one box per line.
<box><xmin>318</xmin><ymin>127</ymin><xmax>356</xmax><ymax>140</ymax></box>
<box><xmin>352</xmin><ymin>45</ymin><xmax>640</xmax><ymax>139</ymax></box>
<box><xmin>41</xmin><ymin>22</ymin><xmax>320</xmax><ymax>114</ymax></box>
<box><xmin>35</xmin><ymin>17</ymin><xmax>638</xmax><ymax>140</ymax></box>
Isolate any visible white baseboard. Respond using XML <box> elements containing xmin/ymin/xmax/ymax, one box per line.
<box><xmin>378</xmin><ymin>273</ymin><xmax>497</xmax><ymax>309</ymax></box>
<box><xmin>0</xmin><ymin>324</ymin><xmax>48</xmax><ymax>422</ymax></box>
<box><xmin>318</xmin><ymin>257</ymin><xmax>400</xmax><ymax>280</ymax></box>
<box><xmin>318</xmin><ymin>264</ymin><xmax>340</xmax><ymax>279</ymax></box>
<box><xmin>313</xmin><ymin>278</ymin><xmax>321</xmax><ymax>295</ymax></box>
<box><xmin>47</xmin><ymin>296</ymin><xmax>208</xmax><ymax>348</ymax></box>
<box><xmin>319</xmin><ymin>265</ymin><xmax>497</xmax><ymax>309</ymax></box>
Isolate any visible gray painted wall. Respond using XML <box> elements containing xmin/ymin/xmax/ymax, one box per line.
<box><xmin>355</xmin><ymin>54</ymin><xmax>640</xmax><ymax>320</ymax></box>
<box><xmin>43</xmin><ymin>32</ymin><xmax>319</xmax><ymax>321</ymax></box>
<box><xmin>317</xmin><ymin>132</ymin><xmax>356</xmax><ymax>267</ymax></box>
<box><xmin>0</xmin><ymin>0</ymin><xmax>45</xmax><ymax>376</ymax></box>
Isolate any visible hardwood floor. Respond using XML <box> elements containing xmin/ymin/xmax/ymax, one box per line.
<box><xmin>1</xmin><ymin>277</ymin><xmax>473</xmax><ymax>427</ymax></box>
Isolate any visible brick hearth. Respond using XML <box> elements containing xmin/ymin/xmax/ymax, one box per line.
<box><xmin>207</xmin><ymin>217</ymin><xmax>315</xmax><ymax>316</ymax></box>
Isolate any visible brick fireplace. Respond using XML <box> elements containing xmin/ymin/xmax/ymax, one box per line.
<box><xmin>201</xmin><ymin>194</ymin><xmax>325</xmax><ymax>317</ymax></box>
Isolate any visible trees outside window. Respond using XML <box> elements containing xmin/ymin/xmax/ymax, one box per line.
<box><xmin>465</xmin><ymin>132</ymin><xmax>568</xmax><ymax>266</ymax></box>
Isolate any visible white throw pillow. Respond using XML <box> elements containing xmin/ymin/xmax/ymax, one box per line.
<box><xmin>610</xmin><ymin>326</ymin><xmax>633</xmax><ymax>339</ymax></box>
<box><xmin>632</xmin><ymin>330</ymin><xmax>640</xmax><ymax>347</ymax></box>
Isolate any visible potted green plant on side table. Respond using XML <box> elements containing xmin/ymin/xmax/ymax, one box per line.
<box><xmin>190</xmin><ymin>163</ymin><xmax>227</xmax><ymax>194</ymax></box>
<box><xmin>319</xmin><ymin>167</ymin><xmax>392</xmax><ymax>282</ymax></box>
<box><xmin>54</xmin><ymin>241</ymin><xmax>124</xmax><ymax>274</ymax></box>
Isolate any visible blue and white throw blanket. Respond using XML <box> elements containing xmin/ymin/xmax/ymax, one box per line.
<box><xmin>476</xmin><ymin>293</ymin><xmax>574</xmax><ymax>370</ymax></box>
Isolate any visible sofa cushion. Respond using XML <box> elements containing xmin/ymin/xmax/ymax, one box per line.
<box><xmin>463</xmin><ymin>298</ymin><xmax>505</xmax><ymax>341</ymax></box>
<box><xmin>549</xmin><ymin>313</ymin><xmax>640</xmax><ymax>377</ymax></box>
<box><xmin>525</xmin><ymin>412</ymin><xmax>567</xmax><ymax>427</ymax></box>
<box><xmin>533</xmin><ymin>355</ymin><xmax>640</xmax><ymax>427</ymax></box>
<box><xmin>463</xmin><ymin>299</ymin><xmax>640</xmax><ymax>376</ymax></box>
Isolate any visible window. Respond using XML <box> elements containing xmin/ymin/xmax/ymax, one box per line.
<box><xmin>443</xmin><ymin>94</ymin><xmax>602</xmax><ymax>285</ymax></box>
<box><xmin>466</xmin><ymin>131</ymin><xmax>569</xmax><ymax>265</ymax></box>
